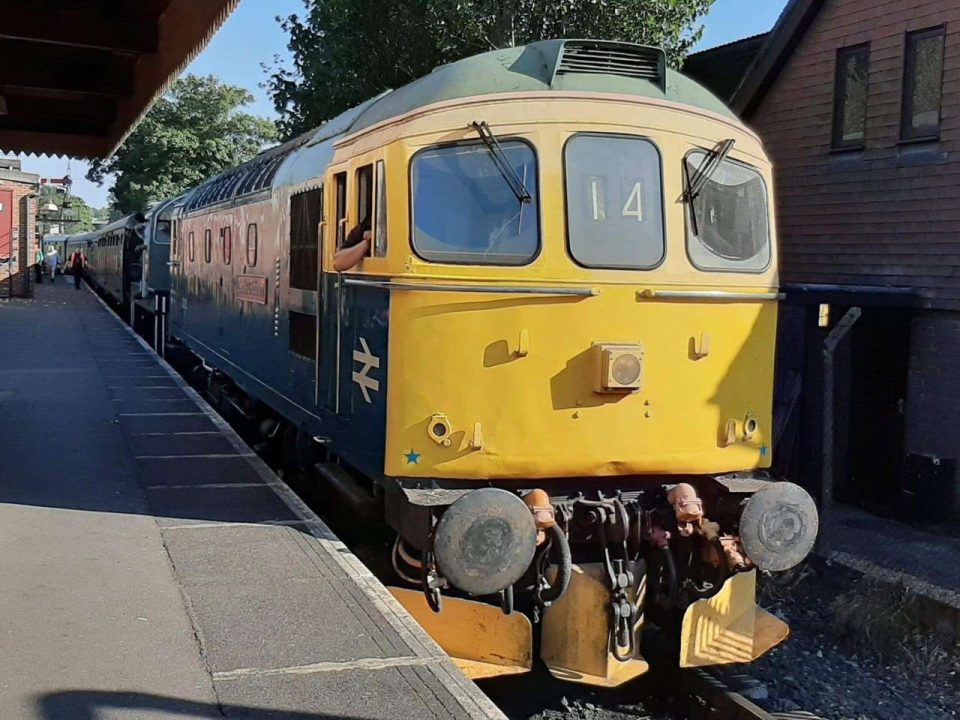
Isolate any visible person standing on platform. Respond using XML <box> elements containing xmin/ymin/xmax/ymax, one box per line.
<box><xmin>69</xmin><ymin>249</ymin><xmax>86</xmax><ymax>290</ymax></box>
<box><xmin>34</xmin><ymin>247</ymin><xmax>44</xmax><ymax>284</ymax></box>
<box><xmin>46</xmin><ymin>248</ymin><xmax>59</xmax><ymax>282</ymax></box>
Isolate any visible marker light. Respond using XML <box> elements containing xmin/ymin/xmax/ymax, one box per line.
<box><xmin>594</xmin><ymin>343</ymin><xmax>644</xmax><ymax>392</ymax></box>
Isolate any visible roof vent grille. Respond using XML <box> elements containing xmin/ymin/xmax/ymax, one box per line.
<box><xmin>554</xmin><ymin>41</ymin><xmax>666</xmax><ymax>90</ymax></box>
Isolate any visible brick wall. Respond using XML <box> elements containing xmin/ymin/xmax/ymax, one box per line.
<box><xmin>0</xmin><ymin>179</ymin><xmax>38</xmax><ymax>298</ymax></box>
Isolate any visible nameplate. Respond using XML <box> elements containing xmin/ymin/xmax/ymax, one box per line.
<box><xmin>236</xmin><ymin>275</ymin><xmax>268</xmax><ymax>304</ymax></box>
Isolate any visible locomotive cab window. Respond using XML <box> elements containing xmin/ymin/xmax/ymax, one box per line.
<box><xmin>411</xmin><ymin>140</ymin><xmax>539</xmax><ymax>265</ymax></box>
<box><xmin>334</xmin><ymin>172</ymin><xmax>347</xmax><ymax>247</ymax></box>
<box><xmin>684</xmin><ymin>150</ymin><xmax>770</xmax><ymax>273</ymax></box>
<box><xmin>564</xmin><ymin>134</ymin><xmax>665</xmax><ymax>269</ymax></box>
<box><xmin>374</xmin><ymin>160</ymin><xmax>387</xmax><ymax>256</ymax></box>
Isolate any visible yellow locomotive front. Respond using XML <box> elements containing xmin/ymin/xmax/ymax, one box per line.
<box><xmin>325</xmin><ymin>42</ymin><xmax>817</xmax><ymax>687</ymax></box>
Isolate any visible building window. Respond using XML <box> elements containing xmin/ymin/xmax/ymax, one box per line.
<box><xmin>221</xmin><ymin>226</ymin><xmax>232</xmax><ymax>265</ymax></box>
<box><xmin>204</xmin><ymin>229</ymin><xmax>212</xmax><ymax>263</ymax></box>
<box><xmin>832</xmin><ymin>44</ymin><xmax>869</xmax><ymax>149</ymax></box>
<box><xmin>902</xmin><ymin>27</ymin><xmax>945</xmax><ymax>142</ymax></box>
<box><xmin>289</xmin><ymin>188</ymin><xmax>322</xmax><ymax>290</ymax></box>
<box><xmin>246</xmin><ymin>223</ymin><xmax>258</xmax><ymax>267</ymax></box>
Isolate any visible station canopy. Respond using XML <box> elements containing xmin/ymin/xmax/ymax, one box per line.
<box><xmin>0</xmin><ymin>0</ymin><xmax>240</xmax><ymax>159</ymax></box>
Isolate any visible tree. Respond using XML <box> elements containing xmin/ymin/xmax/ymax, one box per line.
<box><xmin>267</xmin><ymin>0</ymin><xmax>714</xmax><ymax>138</ymax></box>
<box><xmin>88</xmin><ymin>75</ymin><xmax>278</xmax><ymax>216</ymax></box>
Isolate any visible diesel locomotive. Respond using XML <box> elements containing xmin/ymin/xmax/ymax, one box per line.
<box><xmin>75</xmin><ymin>40</ymin><xmax>819</xmax><ymax>687</ymax></box>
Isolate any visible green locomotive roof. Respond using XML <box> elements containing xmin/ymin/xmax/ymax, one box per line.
<box><xmin>348</xmin><ymin>39</ymin><xmax>738</xmax><ymax>133</ymax></box>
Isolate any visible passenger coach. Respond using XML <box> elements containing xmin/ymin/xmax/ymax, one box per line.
<box><xmin>167</xmin><ymin>40</ymin><xmax>818</xmax><ymax>686</ymax></box>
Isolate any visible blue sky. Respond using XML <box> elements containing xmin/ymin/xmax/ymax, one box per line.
<box><xmin>21</xmin><ymin>0</ymin><xmax>788</xmax><ymax>208</ymax></box>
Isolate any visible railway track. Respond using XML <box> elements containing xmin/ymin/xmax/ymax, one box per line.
<box><xmin>684</xmin><ymin>669</ymin><xmax>823</xmax><ymax>720</ymax></box>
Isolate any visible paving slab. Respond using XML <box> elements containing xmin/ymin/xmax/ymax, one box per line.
<box><xmin>0</xmin><ymin>282</ymin><xmax>504</xmax><ymax>720</ymax></box>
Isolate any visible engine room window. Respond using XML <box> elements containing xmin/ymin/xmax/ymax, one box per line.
<box><xmin>246</xmin><ymin>223</ymin><xmax>258</xmax><ymax>267</ymax></box>
<box><xmin>204</xmin><ymin>229</ymin><xmax>212</xmax><ymax>263</ymax></box>
<box><xmin>411</xmin><ymin>140</ymin><xmax>539</xmax><ymax>265</ymax></box>
<box><xmin>564</xmin><ymin>134</ymin><xmax>665</xmax><ymax>269</ymax></box>
<box><xmin>290</xmin><ymin>188</ymin><xmax>322</xmax><ymax>290</ymax></box>
<box><xmin>684</xmin><ymin>151</ymin><xmax>770</xmax><ymax>273</ymax></box>
<box><xmin>288</xmin><ymin>310</ymin><xmax>317</xmax><ymax>360</ymax></box>
<box><xmin>188</xmin><ymin>232</ymin><xmax>195</xmax><ymax>262</ymax></box>
<box><xmin>221</xmin><ymin>226</ymin><xmax>232</xmax><ymax>265</ymax></box>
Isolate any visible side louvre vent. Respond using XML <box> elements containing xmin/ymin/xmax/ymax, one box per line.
<box><xmin>553</xmin><ymin>41</ymin><xmax>666</xmax><ymax>91</ymax></box>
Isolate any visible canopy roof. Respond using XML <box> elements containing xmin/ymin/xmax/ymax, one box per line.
<box><xmin>0</xmin><ymin>0</ymin><xmax>240</xmax><ymax>159</ymax></box>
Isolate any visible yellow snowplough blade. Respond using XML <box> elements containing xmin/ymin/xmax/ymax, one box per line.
<box><xmin>389</xmin><ymin>587</ymin><xmax>533</xmax><ymax>680</ymax></box>
<box><xmin>680</xmin><ymin>570</ymin><xmax>789</xmax><ymax>668</ymax></box>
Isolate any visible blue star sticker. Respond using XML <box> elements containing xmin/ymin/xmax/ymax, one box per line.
<box><xmin>404</xmin><ymin>449</ymin><xmax>421</xmax><ymax>465</ymax></box>
<box><xmin>760</xmin><ymin>445</ymin><xmax>770</xmax><ymax>457</ymax></box>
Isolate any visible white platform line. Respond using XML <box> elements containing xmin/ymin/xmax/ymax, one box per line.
<box><xmin>213</xmin><ymin>655</ymin><xmax>444</xmax><ymax>681</ymax></box>
<box><xmin>132</xmin><ymin>431</ymin><xmax>222</xmax><ymax>437</ymax></box>
<box><xmin>136</xmin><ymin>453</ymin><xmax>256</xmax><ymax>460</ymax></box>
<box><xmin>162</xmin><ymin>519</ymin><xmax>309</xmax><ymax>531</ymax></box>
<box><xmin>119</xmin><ymin>412</ymin><xmax>207</xmax><ymax>417</ymax></box>
<box><xmin>147</xmin><ymin>482</ymin><xmax>265</xmax><ymax>490</ymax></box>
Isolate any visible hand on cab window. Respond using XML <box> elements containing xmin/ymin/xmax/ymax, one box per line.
<box><xmin>333</xmin><ymin>219</ymin><xmax>372</xmax><ymax>272</ymax></box>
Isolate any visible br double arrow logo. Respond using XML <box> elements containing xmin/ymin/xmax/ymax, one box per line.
<box><xmin>352</xmin><ymin>337</ymin><xmax>380</xmax><ymax>404</ymax></box>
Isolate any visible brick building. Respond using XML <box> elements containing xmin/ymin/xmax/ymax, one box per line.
<box><xmin>0</xmin><ymin>158</ymin><xmax>39</xmax><ymax>299</ymax></box>
<box><xmin>687</xmin><ymin>0</ymin><xmax>960</xmax><ymax>522</ymax></box>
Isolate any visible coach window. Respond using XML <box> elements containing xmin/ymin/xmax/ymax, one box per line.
<box><xmin>188</xmin><ymin>232</ymin><xmax>195</xmax><ymax>262</ymax></box>
<box><xmin>204</xmin><ymin>229</ymin><xmax>212</xmax><ymax>263</ymax></box>
<box><xmin>565</xmin><ymin>134</ymin><xmax>664</xmax><ymax>269</ymax></box>
<box><xmin>290</xmin><ymin>188</ymin><xmax>322</xmax><ymax>290</ymax></box>
<box><xmin>412</xmin><ymin>140</ymin><xmax>539</xmax><ymax>265</ymax></box>
<box><xmin>334</xmin><ymin>172</ymin><xmax>347</xmax><ymax>247</ymax></box>
<box><xmin>221</xmin><ymin>226</ymin><xmax>232</xmax><ymax>265</ymax></box>
<box><xmin>832</xmin><ymin>44</ymin><xmax>869</xmax><ymax>150</ymax></box>
<box><xmin>684</xmin><ymin>150</ymin><xmax>770</xmax><ymax>273</ymax></box>
<box><xmin>902</xmin><ymin>27</ymin><xmax>945</xmax><ymax>142</ymax></box>
<box><xmin>246</xmin><ymin>223</ymin><xmax>258</xmax><ymax>266</ymax></box>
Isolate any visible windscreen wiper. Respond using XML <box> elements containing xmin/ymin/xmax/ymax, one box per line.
<box><xmin>470</xmin><ymin>121</ymin><xmax>532</xmax><ymax>204</ymax></box>
<box><xmin>683</xmin><ymin>138</ymin><xmax>735</xmax><ymax>236</ymax></box>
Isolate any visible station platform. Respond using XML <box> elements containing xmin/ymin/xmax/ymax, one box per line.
<box><xmin>0</xmin><ymin>281</ymin><xmax>504</xmax><ymax>720</ymax></box>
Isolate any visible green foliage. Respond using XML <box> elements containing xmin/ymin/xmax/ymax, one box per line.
<box><xmin>267</xmin><ymin>0</ymin><xmax>714</xmax><ymax>138</ymax></box>
<box><xmin>38</xmin><ymin>185</ymin><xmax>98</xmax><ymax>232</ymax></box>
<box><xmin>88</xmin><ymin>75</ymin><xmax>278</xmax><ymax>216</ymax></box>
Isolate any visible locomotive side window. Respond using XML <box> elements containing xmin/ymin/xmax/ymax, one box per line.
<box><xmin>188</xmin><ymin>232</ymin><xmax>195</xmax><ymax>262</ymax></box>
<box><xmin>221</xmin><ymin>226</ymin><xmax>232</xmax><ymax>265</ymax></box>
<box><xmin>374</xmin><ymin>159</ymin><xmax>387</xmax><ymax>257</ymax></box>
<box><xmin>564</xmin><ymin>134</ymin><xmax>664</xmax><ymax>269</ymax></box>
<box><xmin>684</xmin><ymin>151</ymin><xmax>770</xmax><ymax>273</ymax></box>
<box><xmin>290</xmin><ymin>188</ymin><xmax>322</xmax><ymax>290</ymax></box>
<box><xmin>411</xmin><ymin>140</ymin><xmax>539</xmax><ymax>265</ymax></box>
<box><xmin>246</xmin><ymin>223</ymin><xmax>258</xmax><ymax>267</ymax></box>
<box><xmin>204</xmin><ymin>229</ymin><xmax>212</xmax><ymax>263</ymax></box>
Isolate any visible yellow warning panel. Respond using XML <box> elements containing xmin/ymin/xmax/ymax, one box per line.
<box><xmin>540</xmin><ymin>564</ymin><xmax>649</xmax><ymax>687</ymax></box>
<box><xmin>389</xmin><ymin>587</ymin><xmax>533</xmax><ymax>680</ymax></box>
<box><xmin>680</xmin><ymin>570</ymin><xmax>789</xmax><ymax>668</ymax></box>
